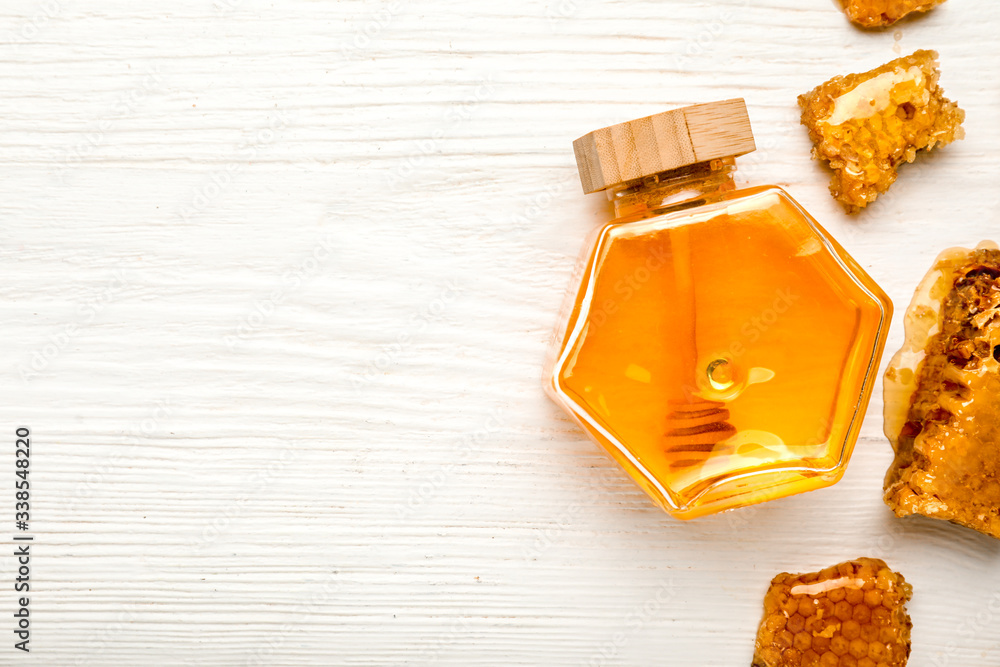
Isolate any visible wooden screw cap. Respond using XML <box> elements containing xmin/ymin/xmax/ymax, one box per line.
<box><xmin>573</xmin><ymin>99</ymin><xmax>757</xmax><ymax>194</ymax></box>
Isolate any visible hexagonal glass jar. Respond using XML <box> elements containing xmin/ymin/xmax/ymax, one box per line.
<box><xmin>544</xmin><ymin>101</ymin><xmax>892</xmax><ymax>519</ymax></box>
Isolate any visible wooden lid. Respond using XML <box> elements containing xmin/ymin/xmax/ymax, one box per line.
<box><xmin>572</xmin><ymin>99</ymin><xmax>756</xmax><ymax>194</ymax></box>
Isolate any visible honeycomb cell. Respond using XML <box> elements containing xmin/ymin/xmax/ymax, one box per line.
<box><xmin>883</xmin><ymin>242</ymin><xmax>1000</xmax><ymax>539</ymax></box>
<box><xmin>841</xmin><ymin>0</ymin><xmax>947</xmax><ymax>27</ymax></box>
<box><xmin>752</xmin><ymin>559</ymin><xmax>912</xmax><ymax>667</ymax></box>
<box><xmin>868</xmin><ymin>642</ymin><xmax>887</xmax><ymax>661</ymax></box>
<box><xmin>853</xmin><ymin>604</ymin><xmax>872</xmax><ymax>625</ymax></box>
<box><xmin>798</xmin><ymin>50</ymin><xmax>964</xmax><ymax>213</ymax></box>
<box><xmin>782</xmin><ymin>597</ymin><xmax>800</xmax><ymax>616</ymax></box>
<box><xmin>861</xmin><ymin>624</ymin><xmax>881</xmax><ymax>643</ymax></box>
<box><xmin>768</xmin><ymin>614</ymin><xmax>788</xmax><ymax>632</ymax></box>
<box><xmin>788</xmin><ymin>615</ymin><xmax>805</xmax><ymax>633</ymax></box>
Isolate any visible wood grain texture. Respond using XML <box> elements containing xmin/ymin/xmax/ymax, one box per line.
<box><xmin>572</xmin><ymin>99</ymin><xmax>754</xmax><ymax>193</ymax></box>
<box><xmin>0</xmin><ymin>0</ymin><xmax>998</xmax><ymax>664</ymax></box>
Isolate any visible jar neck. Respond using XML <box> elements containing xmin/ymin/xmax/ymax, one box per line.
<box><xmin>608</xmin><ymin>158</ymin><xmax>737</xmax><ymax>219</ymax></box>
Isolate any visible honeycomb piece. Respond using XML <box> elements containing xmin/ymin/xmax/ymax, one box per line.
<box><xmin>842</xmin><ymin>0</ymin><xmax>947</xmax><ymax>28</ymax></box>
<box><xmin>883</xmin><ymin>242</ymin><xmax>1000</xmax><ymax>539</ymax></box>
<box><xmin>752</xmin><ymin>558</ymin><xmax>912</xmax><ymax>667</ymax></box>
<box><xmin>798</xmin><ymin>50</ymin><xmax>964</xmax><ymax>213</ymax></box>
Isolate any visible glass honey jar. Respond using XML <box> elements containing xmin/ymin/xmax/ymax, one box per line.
<box><xmin>544</xmin><ymin>99</ymin><xmax>892</xmax><ymax>519</ymax></box>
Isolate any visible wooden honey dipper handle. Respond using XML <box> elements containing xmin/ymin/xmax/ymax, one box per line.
<box><xmin>664</xmin><ymin>399</ymin><xmax>736</xmax><ymax>469</ymax></box>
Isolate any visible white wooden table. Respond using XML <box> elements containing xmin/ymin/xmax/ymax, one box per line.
<box><xmin>1</xmin><ymin>0</ymin><xmax>998</xmax><ymax>664</ymax></box>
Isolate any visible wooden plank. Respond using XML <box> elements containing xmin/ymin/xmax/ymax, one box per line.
<box><xmin>0</xmin><ymin>0</ymin><xmax>997</xmax><ymax>663</ymax></box>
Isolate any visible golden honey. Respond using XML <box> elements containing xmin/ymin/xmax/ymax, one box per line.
<box><xmin>883</xmin><ymin>242</ymin><xmax>1000</xmax><ymax>539</ymax></box>
<box><xmin>842</xmin><ymin>0</ymin><xmax>947</xmax><ymax>28</ymax></box>
<box><xmin>545</xmin><ymin>101</ymin><xmax>892</xmax><ymax>519</ymax></box>
<box><xmin>752</xmin><ymin>558</ymin><xmax>912</xmax><ymax>667</ymax></box>
<box><xmin>798</xmin><ymin>50</ymin><xmax>964</xmax><ymax>213</ymax></box>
